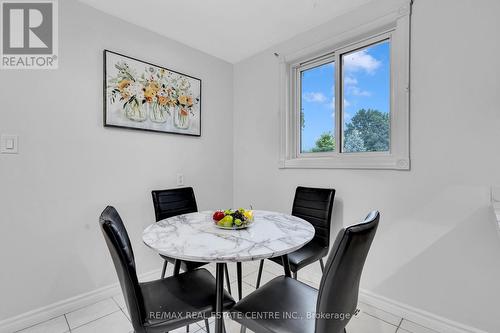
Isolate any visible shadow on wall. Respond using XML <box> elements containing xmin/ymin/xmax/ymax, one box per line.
<box><xmin>330</xmin><ymin>196</ymin><xmax>344</xmax><ymax>239</ymax></box>
<box><xmin>363</xmin><ymin>185</ymin><xmax>500</xmax><ymax>332</ymax></box>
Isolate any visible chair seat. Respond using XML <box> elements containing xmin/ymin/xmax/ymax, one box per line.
<box><xmin>231</xmin><ymin>276</ymin><xmax>317</xmax><ymax>333</ymax></box>
<box><xmin>140</xmin><ymin>268</ymin><xmax>235</xmax><ymax>333</ymax></box>
<box><xmin>160</xmin><ymin>254</ymin><xmax>207</xmax><ymax>271</ymax></box>
<box><xmin>269</xmin><ymin>241</ymin><xmax>328</xmax><ymax>272</ymax></box>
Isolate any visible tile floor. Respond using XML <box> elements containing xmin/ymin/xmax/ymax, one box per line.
<box><xmin>15</xmin><ymin>260</ymin><xmax>440</xmax><ymax>333</ymax></box>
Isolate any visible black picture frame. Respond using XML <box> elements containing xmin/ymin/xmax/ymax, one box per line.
<box><xmin>103</xmin><ymin>50</ymin><xmax>202</xmax><ymax>137</ymax></box>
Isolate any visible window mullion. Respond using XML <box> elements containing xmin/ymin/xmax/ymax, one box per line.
<box><xmin>334</xmin><ymin>53</ymin><xmax>342</xmax><ymax>154</ymax></box>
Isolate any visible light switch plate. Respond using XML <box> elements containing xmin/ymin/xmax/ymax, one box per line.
<box><xmin>0</xmin><ymin>134</ymin><xmax>18</xmax><ymax>154</ymax></box>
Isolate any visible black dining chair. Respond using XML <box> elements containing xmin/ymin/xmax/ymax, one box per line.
<box><xmin>232</xmin><ymin>211</ymin><xmax>380</xmax><ymax>333</ymax></box>
<box><xmin>256</xmin><ymin>186</ymin><xmax>335</xmax><ymax>287</ymax></box>
<box><xmin>151</xmin><ymin>187</ymin><xmax>235</xmax><ymax>295</ymax></box>
<box><xmin>151</xmin><ymin>187</ymin><xmax>204</xmax><ymax>275</ymax></box>
<box><xmin>151</xmin><ymin>187</ymin><xmax>237</xmax><ymax>299</ymax></box>
<box><xmin>100</xmin><ymin>206</ymin><xmax>235</xmax><ymax>333</ymax></box>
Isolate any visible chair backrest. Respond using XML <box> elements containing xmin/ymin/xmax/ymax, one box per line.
<box><xmin>314</xmin><ymin>211</ymin><xmax>380</xmax><ymax>333</ymax></box>
<box><xmin>292</xmin><ymin>186</ymin><xmax>335</xmax><ymax>248</ymax></box>
<box><xmin>99</xmin><ymin>206</ymin><xmax>146</xmax><ymax>333</ymax></box>
<box><xmin>151</xmin><ymin>187</ymin><xmax>198</xmax><ymax>222</ymax></box>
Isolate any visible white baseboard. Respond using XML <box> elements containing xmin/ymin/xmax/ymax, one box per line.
<box><xmin>0</xmin><ymin>269</ymin><xmax>161</xmax><ymax>333</ymax></box>
<box><xmin>359</xmin><ymin>289</ymin><xmax>489</xmax><ymax>333</ymax></box>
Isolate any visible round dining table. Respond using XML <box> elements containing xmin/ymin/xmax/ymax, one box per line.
<box><xmin>142</xmin><ymin>210</ymin><xmax>315</xmax><ymax>333</ymax></box>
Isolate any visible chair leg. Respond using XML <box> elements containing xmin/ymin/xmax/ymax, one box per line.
<box><xmin>186</xmin><ymin>324</ymin><xmax>189</xmax><ymax>332</ymax></box>
<box><xmin>320</xmin><ymin>258</ymin><xmax>325</xmax><ymax>273</ymax></box>
<box><xmin>256</xmin><ymin>259</ymin><xmax>264</xmax><ymax>288</ymax></box>
<box><xmin>224</xmin><ymin>264</ymin><xmax>232</xmax><ymax>295</ymax></box>
<box><xmin>161</xmin><ymin>260</ymin><xmax>168</xmax><ymax>278</ymax></box>
<box><xmin>205</xmin><ymin>319</ymin><xmax>210</xmax><ymax>333</ymax></box>
<box><xmin>173</xmin><ymin>259</ymin><xmax>181</xmax><ymax>276</ymax></box>
<box><xmin>292</xmin><ymin>271</ymin><xmax>297</xmax><ymax>280</ymax></box>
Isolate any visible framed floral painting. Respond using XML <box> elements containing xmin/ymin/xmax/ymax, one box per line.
<box><xmin>103</xmin><ymin>50</ymin><xmax>201</xmax><ymax>136</ymax></box>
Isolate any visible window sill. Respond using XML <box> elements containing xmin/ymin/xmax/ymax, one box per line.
<box><xmin>279</xmin><ymin>155</ymin><xmax>410</xmax><ymax>170</ymax></box>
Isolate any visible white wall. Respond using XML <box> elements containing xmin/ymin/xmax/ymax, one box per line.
<box><xmin>0</xmin><ymin>0</ymin><xmax>233</xmax><ymax>321</ymax></box>
<box><xmin>233</xmin><ymin>0</ymin><xmax>500</xmax><ymax>331</ymax></box>
<box><xmin>2</xmin><ymin>0</ymin><xmax>500</xmax><ymax>330</ymax></box>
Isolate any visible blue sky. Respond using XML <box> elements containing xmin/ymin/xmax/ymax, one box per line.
<box><xmin>301</xmin><ymin>40</ymin><xmax>390</xmax><ymax>152</ymax></box>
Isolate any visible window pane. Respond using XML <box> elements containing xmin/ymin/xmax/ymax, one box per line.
<box><xmin>300</xmin><ymin>61</ymin><xmax>335</xmax><ymax>153</ymax></box>
<box><xmin>342</xmin><ymin>40</ymin><xmax>390</xmax><ymax>153</ymax></box>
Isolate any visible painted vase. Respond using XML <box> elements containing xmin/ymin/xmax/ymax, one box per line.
<box><xmin>149</xmin><ymin>103</ymin><xmax>169</xmax><ymax>123</ymax></box>
<box><xmin>125</xmin><ymin>100</ymin><xmax>147</xmax><ymax>122</ymax></box>
<box><xmin>174</xmin><ymin>107</ymin><xmax>190</xmax><ymax>129</ymax></box>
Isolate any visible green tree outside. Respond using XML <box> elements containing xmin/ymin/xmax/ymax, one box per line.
<box><xmin>311</xmin><ymin>132</ymin><xmax>336</xmax><ymax>152</ymax></box>
<box><xmin>344</xmin><ymin>109</ymin><xmax>389</xmax><ymax>152</ymax></box>
<box><xmin>307</xmin><ymin>109</ymin><xmax>389</xmax><ymax>153</ymax></box>
<box><xmin>343</xmin><ymin>129</ymin><xmax>366</xmax><ymax>152</ymax></box>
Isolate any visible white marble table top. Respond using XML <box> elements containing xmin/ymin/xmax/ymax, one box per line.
<box><xmin>142</xmin><ymin>210</ymin><xmax>315</xmax><ymax>263</ymax></box>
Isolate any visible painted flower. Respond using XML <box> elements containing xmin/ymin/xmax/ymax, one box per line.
<box><xmin>144</xmin><ymin>82</ymin><xmax>160</xmax><ymax>101</ymax></box>
<box><xmin>167</xmin><ymin>98</ymin><xmax>177</xmax><ymax>107</ymax></box>
<box><xmin>167</xmin><ymin>88</ymin><xmax>178</xmax><ymax>99</ymax></box>
<box><xmin>109</xmin><ymin>61</ymin><xmax>197</xmax><ymax>121</ymax></box>
<box><xmin>124</xmin><ymin>82</ymin><xmax>143</xmax><ymax>98</ymax></box>
<box><xmin>178</xmin><ymin>79</ymin><xmax>191</xmax><ymax>91</ymax></box>
<box><xmin>158</xmin><ymin>96</ymin><xmax>170</xmax><ymax>106</ymax></box>
<box><xmin>178</xmin><ymin>95</ymin><xmax>188</xmax><ymax>105</ymax></box>
<box><xmin>118</xmin><ymin>79</ymin><xmax>131</xmax><ymax>91</ymax></box>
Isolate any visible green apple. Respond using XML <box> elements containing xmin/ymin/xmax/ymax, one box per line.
<box><xmin>234</xmin><ymin>218</ymin><xmax>242</xmax><ymax>226</ymax></box>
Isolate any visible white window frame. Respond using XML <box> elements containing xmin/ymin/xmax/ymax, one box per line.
<box><xmin>279</xmin><ymin>4</ymin><xmax>411</xmax><ymax>170</ymax></box>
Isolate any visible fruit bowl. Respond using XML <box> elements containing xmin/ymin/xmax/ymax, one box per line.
<box><xmin>212</xmin><ymin>209</ymin><xmax>254</xmax><ymax>230</ymax></box>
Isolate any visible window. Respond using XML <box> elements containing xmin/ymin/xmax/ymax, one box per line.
<box><xmin>341</xmin><ymin>40</ymin><xmax>390</xmax><ymax>153</ymax></box>
<box><xmin>280</xmin><ymin>8</ymin><xmax>410</xmax><ymax>170</ymax></box>
<box><xmin>300</xmin><ymin>57</ymin><xmax>335</xmax><ymax>154</ymax></box>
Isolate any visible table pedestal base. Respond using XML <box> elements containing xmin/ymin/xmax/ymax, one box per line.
<box><xmin>215</xmin><ymin>263</ymin><xmax>225</xmax><ymax>333</ymax></box>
